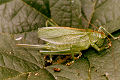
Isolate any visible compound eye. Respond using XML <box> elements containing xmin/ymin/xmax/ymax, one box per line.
<box><xmin>98</xmin><ymin>33</ymin><xmax>106</xmax><ymax>38</ymax></box>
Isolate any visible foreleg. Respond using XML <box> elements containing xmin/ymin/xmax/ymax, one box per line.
<box><xmin>99</xmin><ymin>26</ymin><xmax>120</xmax><ymax>40</ymax></box>
<box><xmin>91</xmin><ymin>43</ymin><xmax>109</xmax><ymax>51</ymax></box>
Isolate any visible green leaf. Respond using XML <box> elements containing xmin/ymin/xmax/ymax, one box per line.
<box><xmin>45</xmin><ymin>32</ymin><xmax>120</xmax><ymax>80</ymax></box>
<box><xmin>22</xmin><ymin>0</ymin><xmax>51</xmax><ymax>18</ymax></box>
<box><xmin>0</xmin><ymin>0</ymin><xmax>13</xmax><ymax>5</ymax></box>
<box><xmin>49</xmin><ymin>0</ymin><xmax>82</xmax><ymax>28</ymax></box>
<box><xmin>90</xmin><ymin>0</ymin><xmax>120</xmax><ymax>33</ymax></box>
<box><xmin>0</xmin><ymin>66</ymin><xmax>20</xmax><ymax>80</ymax></box>
<box><xmin>7</xmin><ymin>69</ymin><xmax>55</xmax><ymax>80</ymax></box>
<box><xmin>46</xmin><ymin>58</ymin><xmax>90</xmax><ymax>80</ymax></box>
<box><xmin>0</xmin><ymin>0</ymin><xmax>120</xmax><ymax>80</ymax></box>
<box><xmin>0</xmin><ymin>33</ymin><xmax>55</xmax><ymax>80</ymax></box>
<box><xmin>0</xmin><ymin>0</ymin><xmax>48</xmax><ymax>34</ymax></box>
<box><xmin>84</xmin><ymin>34</ymin><xmax>120</xmax><ymax>80</ymax></box>
<box><xmin>50</xmin><ymin>0</ymin><xmax>120</xmax><ymax>32</ymax></box>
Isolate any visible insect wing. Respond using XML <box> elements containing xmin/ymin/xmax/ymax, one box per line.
<box><xmin>38</xmin><ymin>27</ymin><xmax>87</xmax><ymax>44</ymax></box>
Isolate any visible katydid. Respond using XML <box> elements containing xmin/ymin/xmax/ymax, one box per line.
<box><xmin>16</xmin><ymin>26</ymin><xmax>120</xmax><ymax>64</ymax></box>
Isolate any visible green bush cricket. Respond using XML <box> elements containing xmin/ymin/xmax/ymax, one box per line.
<box><xmin>16</xmin><ymin>25</ymin><xmax>120</xmax><ymax>65</ymax></box>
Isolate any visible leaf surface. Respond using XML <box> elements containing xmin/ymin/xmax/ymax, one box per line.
<box><xmin>0</xmin><ymin>0</ymin><xmax>120</xmax><ymax>80</ymax></box>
